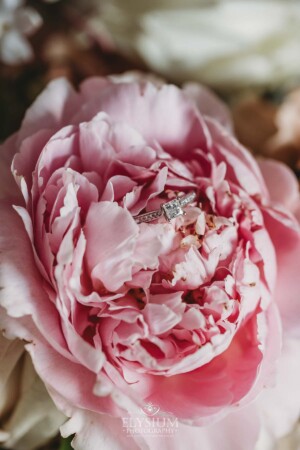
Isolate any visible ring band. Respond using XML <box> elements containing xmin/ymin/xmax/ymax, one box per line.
<box><xmin>134</xmin><ymin>192</ymin><xmax>196</xmax><ymax>224</ymax></box>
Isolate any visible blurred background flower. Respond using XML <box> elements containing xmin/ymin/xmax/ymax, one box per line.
<box><xmin>0</xmin><ymin>1</ymin><xmax>300</xmax><ymax>449</ymax></box>
<box><xmin>0</xmin><ymin>334</ymin><xmax>65</xmax><ymax>450</ymax></box>
<box><xmin>94</xmin><ymin>0</ymin><xmax>300</xmax><ymax>91</ymax></box>
<box><xmin>232</xmin><ymin>89</ymin><xmax>300</xmax><ymax>173</ymax></box>
<box><xmin>0</xmin><ymin>0</ymin><xmax>42</xmax><ymax>65</ymax></box>
<box><xmin>256</xmin><ymin>421</ymin><xmax>300</xmax><ymax>450</ymax></box>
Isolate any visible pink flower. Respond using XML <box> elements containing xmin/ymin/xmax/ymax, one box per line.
<box><xmin>1</xmin><ymin>75</ymin><xmax>300</xmax><ymax>450</ymax></box>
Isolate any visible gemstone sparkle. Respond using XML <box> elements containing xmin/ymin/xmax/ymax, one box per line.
<box><xmin>162</xmin><ymin>198</ymin><xmax>184</xmax><ymax>221</ymax></box>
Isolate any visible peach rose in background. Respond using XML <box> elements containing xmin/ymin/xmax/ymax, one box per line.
<box><xmin>0</xmin><ymin>334</ymin><xmax>65</xmax><ymax>449</ymax></box>
<box><xmin>266</xmin><ymin>90</ymin><xmax>300</xmax><ymax>168</ymax></box>
<box><xmin>270</xmin><ymin>90</ymin><xmax>300</xmax><ymax>148</ymax></box>
<box><xmin>232</xmin><ymin>89</ymin><xmax>300</xmax><ymax>172</ymax></box>
<box><xmin>0</xmin><ymin>74</ymin><xmax>300</xmax><ymax>450</ymax></box>
<box><xmin>91</xmin><ymin>0</ymin><xmax>300</xmax><ymax>90</ymax></box>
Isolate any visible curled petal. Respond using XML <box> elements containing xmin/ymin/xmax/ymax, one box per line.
<box><xmin>85</xmin><ymin>202</ymin><xmax>139</xmax><ymax>291</ymax></box>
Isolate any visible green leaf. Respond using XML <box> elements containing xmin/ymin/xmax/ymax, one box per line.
<box><xmin>59</xmin><ymin>436</ymin><xmax>73</xmax><ymax>450</ymax></box>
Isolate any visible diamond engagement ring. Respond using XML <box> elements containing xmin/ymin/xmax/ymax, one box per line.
<box><xmin>134</xmin><ymin>192</ymin><xmax>197</xmax><ymax>224</ymax></box>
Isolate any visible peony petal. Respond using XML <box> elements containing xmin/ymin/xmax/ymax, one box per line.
<box><xmin>101</xmin><ymin>175</ymin><xmax>137</xmax><ymax>202</ymax></box>
<box><xmin>170</xmin><ymin>246</ymin><xmax>219</xmax><ymax>290</ymax></box>
<box><xmin>78</xmin><ymin>80</ymin><xmax>208</xmax><ymax>159</ymax></box>
<box><xmin>206</xmin><ymin>118</ymin><xmax>269</xmax><ymax>198</ymax></box>
<box><xmin>252</xmin><ymin>228</ymin><xmax>277</xmax><ymax>295</ymax></box>
<box><xmin>18</xmin><ymin>78</ymin><xmax>80</xmax><ymax>143</ymax></box>
<box><xmin>85</xmin><ymin>202</ymin><xmax>139</xmax><ymax>291</ymax></box>
<box><xmin>0</xmin><ymin>202</ymin><xmax>72</xmax><ymax>358</ymax></box>
<box><xmin>258</xmin><ymin>158</ymin><xmax>300</xmax><ymax>214</ymax></box>
<box><xmin>133</xmin><ymin>223</ymin><xmax>162</xmax><ymax>270</ymax></box>
<box><xmin>143</xmin><ymin>314</ymin><xmax>263</xmax><ymax>420</ymax></box>
<box><xmin>12</xmin><ymin>129</ymin><xmax>53</xmax><ymax>194</ymax></box>
<box><xmin>183</xmin><ymin>82</ymin><xmax>233</xmax><ymax>132</ymax></box>
<box><xmin>60</xmin><ymin>408</ymin><xmax>140</xmax><ymax>450</ymax></box>
<box><xmin>137</xmin><ymin>404</ymin><xmax>260</xmax><ymax>450</ymax></box>
<box><xmin>263</xmin><ymin>206</ymin><xmax>300</xmax><ymax>337</ymax></box>
<box><xmin>24</xmin><ymin>337</ymin><xmax>119</xmax><ymax>416</ymax></box>
<box><xmin>255</xmin><ymin>335</ymin><xmax>300</xmax><ymax>444</ymax></box>
<box><xmin>78</xmin><ymin>116</ymin><xmax>116</xmax><ymax>177</ymax></box>
<box><xmin>143</xmin><ymin>303</ymin><xmax>182</xmax><ymax>335</ymax></box>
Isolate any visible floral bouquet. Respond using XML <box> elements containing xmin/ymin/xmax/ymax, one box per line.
<box><xmin>0</xmin><ymin>2</ymin><xmax>300</xmax><ymax>450</ymax></box>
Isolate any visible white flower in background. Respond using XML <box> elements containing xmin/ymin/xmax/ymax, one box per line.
<box><xmin>0</xmin><ymin>0</ymin><xmax>42</xmax><ymax>65</ymax></box>
<box><xmin>95</xmin><ymin>0</ymin><xmax>300</xmax><ymax>90</ymax></box>
<box><xmin>0</xmin><ymin>334</ymin><xmax>65</xmax><ymax>450</ymax></box>
<box><xmin>256</xmin><ymin>421</ymin><xmax>300</xmax><ymax>450</ymax></box>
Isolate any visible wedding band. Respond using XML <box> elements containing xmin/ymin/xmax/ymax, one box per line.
<box><xmin>134</xmin><ymin>192</ymin><xmax>197</xmax><ymax>224</ymax></box>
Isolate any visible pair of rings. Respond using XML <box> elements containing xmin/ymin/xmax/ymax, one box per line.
<box><xmin>133</xmin><ymin>192</ymin><xmax>196</xmax><ymax>224</ymax></box>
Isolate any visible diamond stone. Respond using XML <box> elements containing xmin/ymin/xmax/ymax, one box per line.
<box><xmin>162</xmin><ymin>198</ymin><xmax>184</xmax><ymax>221</ymax></box>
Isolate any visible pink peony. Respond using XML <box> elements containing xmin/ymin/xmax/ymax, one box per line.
<box><xmin>1</xmin><ymin>75</ymin><xmax>300</xmax><ymax>450</ymax></box>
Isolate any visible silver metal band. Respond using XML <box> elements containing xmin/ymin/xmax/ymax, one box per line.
<box><xmin>134</xmin><ymin>192</ymin><xmax>196</xmax><ymax>224</ymax></box>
